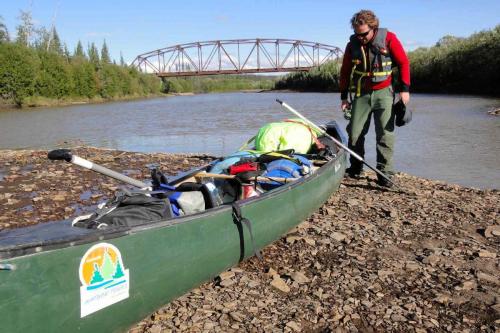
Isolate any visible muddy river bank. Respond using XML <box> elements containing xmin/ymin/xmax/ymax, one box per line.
<box><xmin>0</xmin><ymin>148</ymin><xmax>498</xmax><ymax>332</ymax></box>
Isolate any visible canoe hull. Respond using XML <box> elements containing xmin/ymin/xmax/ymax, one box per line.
<box><xmin>0</xmin><ymin>152</ymin><xmax>346</xmax><ymax>332</ymax></box>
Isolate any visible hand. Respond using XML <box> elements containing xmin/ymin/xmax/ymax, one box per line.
<box><xmin>400</xmin><ymin>92</ymin><xmax>410</xmax><ymax>105</ymax></box>
<box><xmin>341</xmin><ymin>99</ymin><xmax>352</xmax><ymax>121</ymax></box>
<box><xmin>341</xmin><ymin>99</ymin><xmax>351</xmax><ymax>111</ymax></box>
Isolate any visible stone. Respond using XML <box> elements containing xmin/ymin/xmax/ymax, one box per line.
<box><xmin>390</xmin><ymin>313</ymin><xmax>407</xmax><ymax>322</ymax></box>
<box><xmin>290</xmin><ymin>271</ymin><xmax>310</xmax><ymax>284</ymax></box>
<box><xmin>422</xmin><ymin>254</ymin><xmax>440</xmax><ymax>266</ymax></box>
<box><xmin>303</xmin><ymin>237</ymin><xmax>316</xmax><ymax>246</ymax></box>
<box><xmin>286</xmin><ymin>236</ymin><xmax>301</xmax><ymax>244</ymax></box>
<box><xmin>478</xmin><ymin>250</ymin><xmax>496</xmax><ymax>258</ymax></box>
<box><xmin>434</xmin><ymin>293</ymin><xmax>451</xmax><ymax>305</ymax></box>
<box><xmin>377</xmin><ymin>270</ymin><xmax>393</xmax><ymax>279</ymax></box>
<box><xmin>266</xmin><ymin>267</ymin><xmax>278</xmax><ymax>278</ymax></box>
<box><xmin>331</xmin><ymin>232</ymin><xmax>346</xmax><ymax>242</ymax></box>
<box><xmin>286</xmin><ymin>321</ymin><xmax>301</xmax><ymax>332</ymax></box>
<box><xmin>484</xmin><ymin>225</ymin><xmax>500</xmax><ymax>238</ymax></box>
<box><xmin>247</xmin><ymin>280</ymin><xmax>260</xmax><ymax>288</ymax></box>
<box><xmin>271</xmin><ymin>277</ymin><xmax>290</xmax><ymax>293</ymax></box>
<box><xmin>53</xmin><ymin>194</ymin><xmax>66</xmax><ymax>201</ymax></box>
<box><xmin>219</xmin><ymin>271</ymin><xmax>235</xmax><ymax>280</ymax></box>
<box><xmin>149</xmin><ymin>324</ymin><xmax>162</xmax><ymax>333</ymax></box>
<box><xmin>345</xmin><ymin>198</ymin><xmax>359</xmax><ymax>206</ymax></box>
<box><xmin>220</xmin><ymin>279</ymin><xmax>235</xmax><ymax>287</ymax></box>
<box><xmin>203</xmin><ymin>321</ymin><xmax>215</xmax><ymax>330</ymax></box>
<box><xmin>461</xmin><ymin>280</ymin><xmax>476</xmax><ymax>290</ymax></box>
<box><xmin>405</xmin><ymin>261</ymin><xmax>420</xmax><ymax>271</ymax></box>
<box><xmin>477</xmin><ymin>272</ymin><xmax>499</xmax><ymax>285</ymax></box>
<box><xmin>229</xmin><ymin>311</ymin><xmax>244</xmax><ymax>322</ymax></box>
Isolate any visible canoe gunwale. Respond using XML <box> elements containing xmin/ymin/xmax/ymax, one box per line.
<box><xmin>0</xmin><ymin>140</ymin><xmax>346</xmax><ymax>260</ymax></box>
<box><xmin>130</xmin><ymin>146</ymin><xmax>345</xmax><ymax>232</ymax></box>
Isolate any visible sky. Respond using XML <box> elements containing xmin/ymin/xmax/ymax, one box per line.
<box><xmin>1</xmin><ymin>0</ymin><xmax>499</xmax><ymax>64</ymax></box>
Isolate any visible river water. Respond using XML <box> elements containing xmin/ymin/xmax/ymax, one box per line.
<box><xmin>0</xmin><ymin>92</ymin><xmax>498</xmax><ymax>189</ymax></box>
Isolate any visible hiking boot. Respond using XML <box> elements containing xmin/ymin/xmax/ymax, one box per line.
<box><xmin>345</xmin><ymin>167</ymin><xmax>363</xmax><ymax>179</ymax></box>
<box><xmin>377</xmin><ymin>172</ymin><xmax>394</xmax><ymax>188</ymax></box>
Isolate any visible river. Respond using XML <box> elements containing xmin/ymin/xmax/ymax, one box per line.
<box><xmin>0</xmin><ymin>92</ymin><xmax>498</xmax><ymax>189</ymax></box>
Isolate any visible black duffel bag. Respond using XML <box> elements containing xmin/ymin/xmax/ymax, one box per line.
<box><xmin>73</xmin><ymin>192</ymin><xmax>173</xmax><ymax>229</ymax></box>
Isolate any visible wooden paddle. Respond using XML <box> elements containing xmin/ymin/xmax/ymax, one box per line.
<box><xmin>194</xmin><ymin>172</ymin><xmax>298</xmax><ymax>184</ymax></box>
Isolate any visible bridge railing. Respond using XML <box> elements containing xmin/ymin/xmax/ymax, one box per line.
<box><xmin>132</xmin><ymin>38</ymin><xmax>342</xmax><ymax>77</ymax></box>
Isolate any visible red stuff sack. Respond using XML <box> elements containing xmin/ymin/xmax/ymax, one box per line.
<box><xmin>229</xmin><ymin>162</ymin><xmax>258</xmax><ymax>175</ymax></box>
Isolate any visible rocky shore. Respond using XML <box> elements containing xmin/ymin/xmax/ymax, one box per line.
<box><xmin>0</xmin><ymin>148</ymin><xmax>498</xmax><ymax>332</ymax></box>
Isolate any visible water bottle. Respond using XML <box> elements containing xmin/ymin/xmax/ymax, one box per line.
<box><xmin>204</xmin><ymin>181</ymin><xmax>224</xmax><ymax>206</ymax></box>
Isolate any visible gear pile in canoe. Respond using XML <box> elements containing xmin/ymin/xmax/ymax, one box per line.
<box><xmin>0</xmin><ymin>104</ymin><xmax>347</xmax><ymax>332</ymax></box>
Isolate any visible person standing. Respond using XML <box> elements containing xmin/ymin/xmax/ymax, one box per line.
<box><xmin>339</xmin><ymin>10</ymin><xmax>410</xmax><ymax>187</ymax></box>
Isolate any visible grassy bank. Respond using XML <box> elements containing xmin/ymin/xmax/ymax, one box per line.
<box><xmin>0</xmin><ymin>92</ymin><xmax>171</xmax><ymax>110</ymax></box>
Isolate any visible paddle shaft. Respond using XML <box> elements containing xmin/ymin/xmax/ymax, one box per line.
<box><xmin>275</xmin><ymin>99</ymin><xmax>398</xmax><ymax>188</ymax></box>
<box><xmin>73</xmin><ymin>156</ymin><xmax>149</xmax><ymax>188</ymax></box>
<box><xmin>195</xmin><ymin>172</ymin><xmax>298</xmax><ymax>184</ymax></box>
<box><xmin>48</xmin><ymin>149</ymin><xmax>148</xmax><ymax>188</ymax></box>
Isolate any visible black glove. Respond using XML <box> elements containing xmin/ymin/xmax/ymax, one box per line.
<box><xmin>393</xmin><ymin>100</ymin><xmax>412</xmax><ymax>127</ymax></box>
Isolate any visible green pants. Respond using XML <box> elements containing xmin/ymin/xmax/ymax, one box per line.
<box><xmin>347</xmin><ymin>87</ymin><xmax>395</xmax><ymax>174</ymax></box>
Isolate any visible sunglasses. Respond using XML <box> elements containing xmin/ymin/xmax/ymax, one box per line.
<box><xmin>355</xmin><ymin>30</ymin><xmax>371</xmax><ymax>38</ymax></box>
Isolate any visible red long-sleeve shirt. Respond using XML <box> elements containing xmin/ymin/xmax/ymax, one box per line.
<box><xmin>339</xmin><ymin>30</ymin><xmax>410</xmax><ymax>100</ymax></box>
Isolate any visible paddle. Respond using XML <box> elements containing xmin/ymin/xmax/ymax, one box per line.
<box><xmin>275</xmin><ymin>99</ymin><xmax>399</xmax><ymax>189</ymax></box>
<box><xmin>47</xmin><ymin>149</ymin><xmax>149</xmax><ymax>189</ymax></box>
<box><xmin>194</xmin><ymin>172</ymin><xmax>298</xmax><ymax>184</ymax></box>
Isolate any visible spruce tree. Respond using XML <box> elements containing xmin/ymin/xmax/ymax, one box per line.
<box><xmin>100</xmin><ymin>40</ymin><xmax>111</xmax><ymax>64</ymax></box>
<box><xmin>74</xmin><ymin>40</ymin><xmax>85</xmax><ymax>58</ymax></box>
<box><xmin>87</xmin><ymin>42</ymin><xmax>100</xmax><ymax>64</ymax></box>
<box><xmin>48</xmin><ymin>27</ymin><xmax>63</xmax><ymax>54</ymax></box>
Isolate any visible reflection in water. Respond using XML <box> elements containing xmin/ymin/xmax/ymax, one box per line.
<box><xmin>0</xmin><ymin>93</ymin><xmax>498</xmax><ymax>189</ymax></box>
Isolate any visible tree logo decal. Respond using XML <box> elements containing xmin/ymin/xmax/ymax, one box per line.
<box><xmin>79</xmin><ymin>243</ymin><xmax>130</xmax><ymax>317</ymax></box>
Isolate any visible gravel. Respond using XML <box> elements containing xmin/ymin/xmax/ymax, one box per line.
<box><xmin>0</xmin><ymin>148</ymin><xmax>498</xmax><ymax>332</ymax></box>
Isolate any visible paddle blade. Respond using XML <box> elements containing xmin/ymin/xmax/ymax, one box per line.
<box><xmin>48</xmin><ymin>149</ymin><xmax>73</xmax><ymax>162</ymax></box>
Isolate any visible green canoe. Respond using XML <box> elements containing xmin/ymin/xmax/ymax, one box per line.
<box><xmin>0</xmin><ymin>122</ymin><xmax>347</xmax><ymax>332</ymax></box>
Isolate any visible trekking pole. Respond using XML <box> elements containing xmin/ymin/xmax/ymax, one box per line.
<box><xmin>275</xmin><ymin>99</ymin><xmax>398</xmax><ymax>189</ymax></box>
<box><xmin>48</xmin><ymin>149</ymin><xmax>149</xmax><ymax>188</ymax></box>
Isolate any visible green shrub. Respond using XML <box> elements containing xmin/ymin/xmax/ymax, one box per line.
<box><xmin>0</xmin><ymin>43</ymin><xmax>38</xmax><ymax>105</ymax></box>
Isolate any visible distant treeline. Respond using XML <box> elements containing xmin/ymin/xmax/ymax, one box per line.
<box><xmin>410</xmin><ymin>26</ymin><xmax>499</xmax><ymax>95</ymax></box>
<box><xmin>274</xmin><ymin>61</ymin><xmax>340</xmax><ymax>92</ymax></box>
<box><xmin>275</xmin><ymin>25</ymin><xmax>500</xmax><ymax>96</ymax></box>
<box><xmin>0</xmin><ymin>11</ymin><xmax>162</xmax><ymax>106</ymax></box>
<box><xmin>0</xmin><ymin>11</ymin><xmax>277</xmax><ymax>107</ymax></box>
<box><xmin>163</xmin><ymin>75</ymin><xmax>275</xmax><ymax>93</ymax></box>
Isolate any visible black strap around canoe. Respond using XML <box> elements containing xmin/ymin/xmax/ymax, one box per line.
<box><xmin>232</xmin><ymin>203</ymin><xmax>262</xmax><ymax>261</ymax></box>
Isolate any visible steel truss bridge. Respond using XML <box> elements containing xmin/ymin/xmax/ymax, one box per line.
<box><xmin>132</xmin><ymin>38</ymin><xmax>342</xmax><ymax>77</ymax></box>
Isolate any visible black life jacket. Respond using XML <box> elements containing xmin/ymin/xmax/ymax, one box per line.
<box><xmin>349</xmin><ymin>28</ymin><xmax>393</xmax><ymax>96</ymax></box>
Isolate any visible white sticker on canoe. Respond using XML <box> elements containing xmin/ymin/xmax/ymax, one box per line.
<box><xmin>79</xmin><ymin>243</ymin><xmax>130</xmax><ymax>317</ymax></box>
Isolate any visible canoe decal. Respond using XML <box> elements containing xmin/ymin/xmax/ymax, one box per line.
<box><xmin>79</xmin><ymin>243</ymin><xmax>130</xmax><ymax>317</ymax></box>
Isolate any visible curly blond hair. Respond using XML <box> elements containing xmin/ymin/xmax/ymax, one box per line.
<box><xmin>351</xmin><ymin>10</ymin><xmax>379</xmax><ymax>29</ymax></box>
